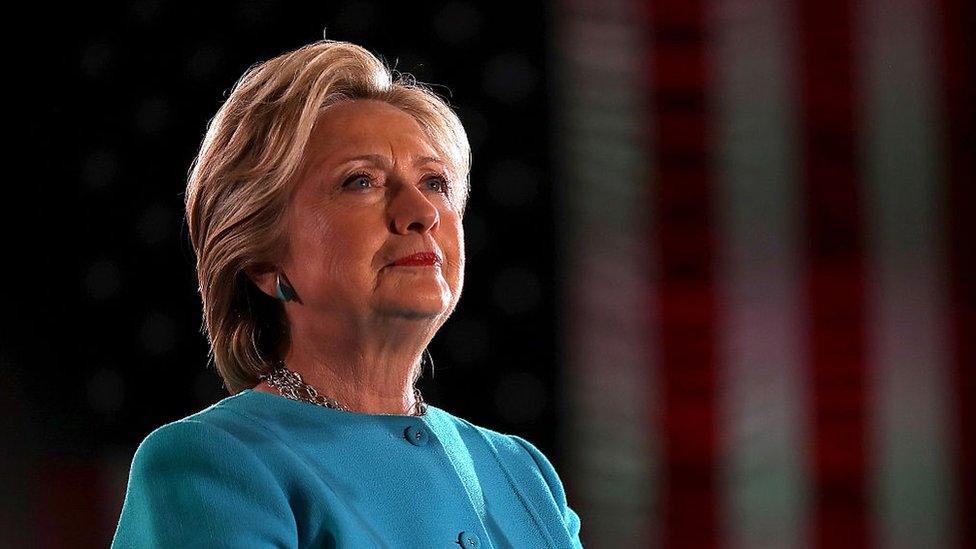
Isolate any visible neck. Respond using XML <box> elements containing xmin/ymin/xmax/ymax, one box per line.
<box><xmin>269</xmin><ymin>313</ymin><xmax>435</xmax><ymax>415</ymax></box>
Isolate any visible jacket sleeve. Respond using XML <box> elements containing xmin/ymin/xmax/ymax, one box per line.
<box><xmin>510</xmin><ymin>435</ymin><xmax>584</xmax><ymax>548</ymax></box>
<box><xmin>111</xmin><ymin>419</ymin><xmax>297</xmax><ymax>549</ymax></box>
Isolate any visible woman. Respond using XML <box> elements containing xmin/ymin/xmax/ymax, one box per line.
<box><xmin>111</xmin><ymin>39</ymin><xmax>583</xmax><ymax>548</ymax></box>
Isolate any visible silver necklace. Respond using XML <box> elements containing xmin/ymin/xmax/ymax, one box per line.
<box><xmin>259</xmin><ymin>363</ymin><xmax>428</xmax><ymax>417</ymax></box>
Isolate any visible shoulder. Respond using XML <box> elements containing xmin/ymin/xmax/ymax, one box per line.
<box><xmin>126</xmin><ymin>392</ymin><xmax>291</xmax><ymax>503</ymax></box>
<box><xmin>431</xmin><ymin>408</ymin><xmax>583</xmax><ymax>544</ymax></box>
<box><xmin>431</xmin><ymin>407</ymin><xmax>570</xmax><ymax>506</ymax></box>
<box><xmin>113</xmin><ymin>401</ymin><xmax>296</xmax><ymax>547</ymax></box>
<box><xmin>439</xmin><ymin>409</ymin><xmax>556</xmax><ymax>468</ymax></box>
<box><xmin>129</xmin><ymin>416</ymin><xmax>250</xmax><ymax>475</ymax></box>
<box><xmin>129</xmin><ymin>396</ymin><xmax>267</xmax><ymax>469</ymax></box>
<box><xmin>124</xmin><ymin>410</ymin><xmax>286</xmax><ymax>514</ymax></box>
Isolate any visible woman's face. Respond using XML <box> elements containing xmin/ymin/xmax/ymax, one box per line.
<box><xmin>275</xmin><ymin>99</ymin><xmax>465</xmax><ymax>332</ymax></box>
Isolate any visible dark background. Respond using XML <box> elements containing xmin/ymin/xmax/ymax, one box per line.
<box><xmin>5</xmin><ymin>1</ymin><xmax>971</xmax><ymax>548</ymax></box>
<box><xmin>3</xmin><ymin>2</ymin><xmax>562</xmax><ymax>546</ymax></box>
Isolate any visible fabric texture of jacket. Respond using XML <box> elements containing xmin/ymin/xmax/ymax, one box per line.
<box><xmin>111</xmin><ymin>389</ymin><xmax>584</xmax><ymax>548</ymax></box>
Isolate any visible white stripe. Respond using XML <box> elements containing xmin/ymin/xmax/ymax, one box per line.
<box><xmin>858</xmin><ymin>0</ymin><xmax>958</xmax><ymax>547</ymax></box>
<box><xmin>553</xmin><ymin>0</ymin><xmax>657</xmax><ymax>545</ymax></box>
<box><xmin>711</xmin><ymin>1</ymin><xmax>810</xmax><ymax>548</ymax></box>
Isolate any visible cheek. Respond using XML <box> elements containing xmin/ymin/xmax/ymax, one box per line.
<box><xmin>294</xmin><ymin>209</ymin><xmax>385</xmax><ymax>280</ymax></box>
<box><xmin>288</xmin><ymin>212</ymin><xmax>348</xmax><ymax>280</ymax></box>
<box><xmin>442</xmin><ymin>217</ymin><xmax>465</xmax><ymax>279</ymax></box>
<box><xmin>292</xmin><ymin>211</ymin><xmax>334</xmax><ymax>258</ymax></box>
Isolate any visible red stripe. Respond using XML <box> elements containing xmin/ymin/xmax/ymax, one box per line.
<box><xmin>795</xmin><ymin>1</ymin><xmax>870</xmax><ymax>547</ymax></box>
<box><xmin>35</xmin><ymin>456</ymin><xmax>111</xmax><ymax>547</ymax></box>
<box><xmin>939</xmin><ymin>0</ymin><xmax>975</xmax><ymax>547</ymax></box>
<box><xmin>645</xmin><ymin>2</ymin><xmax>720</xmax><ymax>546</ymax></box>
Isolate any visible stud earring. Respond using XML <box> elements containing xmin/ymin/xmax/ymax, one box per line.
<box><xmin>275</xmin><ymin>272</ymin><xmax>297</xmax><ymax>302</ymax></box>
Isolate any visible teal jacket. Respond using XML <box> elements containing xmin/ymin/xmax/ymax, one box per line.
<box><xmin>111</xmin><ymin>389</ymin><xmax>584</xmax><ymax>548</ymax></box>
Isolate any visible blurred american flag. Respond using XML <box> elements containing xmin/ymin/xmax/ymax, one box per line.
<box><xmin>554</xmin><ymin>0</ymin><xmax>973</xmax><ymax>547</ymax></box>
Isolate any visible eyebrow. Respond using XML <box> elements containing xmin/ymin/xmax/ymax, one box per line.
<box><xmin>337</xmin><ymin>154</ymin><xmax>447</xmax><ymax>169</ymax></box>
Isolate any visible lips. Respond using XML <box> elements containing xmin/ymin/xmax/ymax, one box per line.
<box><xmin>392</xmin><ymin>252</ymin><xmax>442</xmax><ymax>267</ymax></box>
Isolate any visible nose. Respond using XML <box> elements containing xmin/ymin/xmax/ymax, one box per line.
<box><xmin>388</xmin><ymin>184</ymin><xmax>439</xmax><ymax>235</ymax></box>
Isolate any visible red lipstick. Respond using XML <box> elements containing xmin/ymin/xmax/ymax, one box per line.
<box><xmin>392</xmin><ymin>252</ymin><xmax>441</xmax><ymax>266</ymax></box>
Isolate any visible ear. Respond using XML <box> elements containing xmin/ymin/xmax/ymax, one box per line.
<box><xmin>244</xmin><ymin>263</ymin><xmax>278</xmax><ymax>300</ymax></box>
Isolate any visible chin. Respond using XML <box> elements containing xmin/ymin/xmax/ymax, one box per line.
<box><xmin>375</xmin><ymin>300</ymin><xmax>449</xmax><ymax>320</ymax></box>
<box><xmin>378</xmin><ymin>308</ymin><xmax>446</xmax><ymax>321</ymax></box>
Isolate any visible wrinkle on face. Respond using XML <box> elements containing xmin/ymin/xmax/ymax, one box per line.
<box><xmin>281</xmin><ymin>99</ymin><xmax>464</xmax><ymax>330</ymax></box>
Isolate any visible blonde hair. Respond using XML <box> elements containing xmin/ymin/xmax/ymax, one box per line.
<box><xmin>185</xmin><ymin>40</ymin><xmax>471</xmax><ymax>394</ymax></box>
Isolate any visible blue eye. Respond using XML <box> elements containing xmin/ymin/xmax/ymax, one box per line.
<box><xmin>342</xmin><ymin>173</ymin><xmax>373</xmax><ymax>190</ymax></box>
<box><xmin>342</xmin><ymin>172</ymin><xmax>450</xmax><ymax>196</ymax></box>
<box><xmin>425</xmin><ymin>175</ymin><xmax>450</xmax><ymax>195</ymax></box>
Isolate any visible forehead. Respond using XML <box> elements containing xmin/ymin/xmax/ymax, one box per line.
<box><xmin>305</xmin><ymin>99</ymin><xmax>441</xmax><ymax>164</ymax></box>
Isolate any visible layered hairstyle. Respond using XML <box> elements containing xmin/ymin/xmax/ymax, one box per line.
<box><xmin>185</xmin><ymin>40</ymin><xmax>472</xmax><ymax>394</ymax></box>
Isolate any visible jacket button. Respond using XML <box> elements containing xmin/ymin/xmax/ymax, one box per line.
<box><xmin>403</xmin><ymin>425</ymin><xmax>428</xmax><ymax>446</ymax></box>
<box><xmin>458</xmin><ymin>531</ymin><xmax>481</xmax><ymax>548</ymax></box>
